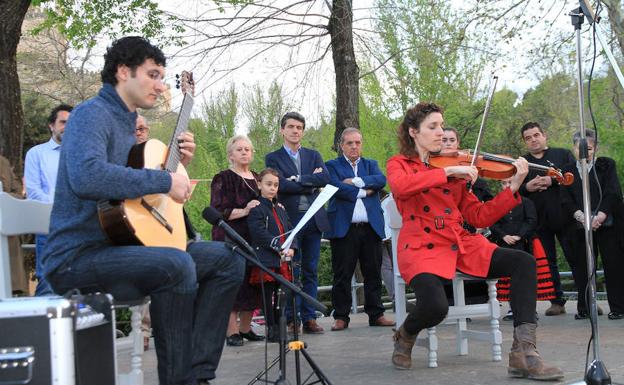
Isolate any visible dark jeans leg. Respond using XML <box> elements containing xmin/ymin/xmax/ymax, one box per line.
<box><xmin>299</xmin><ymin>225</ymin><xmax>321</xmax><ymax>322</ymax></box>
<box><xmin>570</xmin><ymin>229</ymin><xmax>590</xmax><ymax>312</ymax></box>
<box><xmin>357</xmin><ymin>225</ymin><xmax>384</xmax><ymax>322</ymax></box>
<box><xmin>48</xmin><ymin>245</ymin><xmax>197</xmax><ymax>385</ymax></box>
<box><xmin>486</xmin><ymin>247</ymin><xmax>537</xmax><ymax>326</ymax></box>
<box><xmin>402</xmin><ymin>273</ymin><xmax>449</xmax><ymax>335</ymax></box>
<box><xmin>330</xmin><ymin>232</ymin><xmax>359</xmax><ymax>323</ymax></box>
<box><xmin>286</xmin><ymin>214</ymin><xmax>321</xmax><ymax>323</ymax></box>
<box><xmin>188</xmin><ymin>241</ymin><xmax>244</xmax><ymax>382</ymax></box>
<box><xmin>598</xmin><ymin>227</ymin><xmax>624</xmax><ymax>313</ymax></box>
<box><xmin>261</xmin><ymin>282</ymin><xmax>279</xmax><ymax>327</ymax></box>
<box><xmin>537</xmin><ymin>228</ymin><xmax>566</xmax><ymax>305</ymax></box>
<box><xmin>34</xmin><ymin>235</ymin><xmax>54</xmax><ymax>296</ymax></box>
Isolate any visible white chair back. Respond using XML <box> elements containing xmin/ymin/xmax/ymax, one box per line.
<box><xmin>0</xmin><ymin>192</ymin><xmax>52</xmax><ymax>298</ymax></box>
<box><xmin>381</xmin><ymin>194</ymin><xmax>407</xmax><ymax>324</ymax></box>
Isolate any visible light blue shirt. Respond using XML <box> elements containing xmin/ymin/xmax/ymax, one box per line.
<box><xmin>283</xmin><ymin>144</ymin><xmax>301</xmax><ymax>160</ymax></box>
<box><xmin>24</xmin><ymin>138</ymin><xmax>61</xmax><ymax>203</ymax></box>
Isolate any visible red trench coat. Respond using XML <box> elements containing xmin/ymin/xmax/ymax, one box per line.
<box><xmin>387</xmin><ymin>154</ymin><xmax>521</xmax><ymax>284</ymax></box>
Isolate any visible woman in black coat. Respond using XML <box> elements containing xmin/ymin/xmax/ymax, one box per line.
<box><xmin>560</xmin><ymin>130</ymin><xmax>624</xmax><ymax>320</ymax></box>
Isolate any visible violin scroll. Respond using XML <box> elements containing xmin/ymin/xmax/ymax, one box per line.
<box><xmin>546</xmin><ymin>169</ymin><xmax>575</xmax><ymax>186</ymax></box>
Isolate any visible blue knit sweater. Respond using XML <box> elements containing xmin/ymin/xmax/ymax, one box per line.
<box><xmin>42</xmin><ymin>84</ymin><xmax>172</xmax><ymax>276</ymax></box>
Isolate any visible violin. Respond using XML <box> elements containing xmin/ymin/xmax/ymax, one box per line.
<box><xmin>429</xmin><ymin>150</ymin><xmax>574</xmax><ymax>186</ymax></box>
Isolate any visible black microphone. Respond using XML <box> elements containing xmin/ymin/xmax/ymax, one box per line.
<box><xmin>202</xmin><ymin>206</ymin><xmax>328</xmax><ymax>313</ymax></box>
<box><xmin>202</xmin><ymin>206</ymin><xmax>256</xmax><ymax>256</ymax></box>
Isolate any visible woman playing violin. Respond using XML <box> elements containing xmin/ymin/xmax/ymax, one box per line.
<box><xmin>388</xmin><ymin>102</ymin><xmax>563</xmax><ymax>381</ymax></box>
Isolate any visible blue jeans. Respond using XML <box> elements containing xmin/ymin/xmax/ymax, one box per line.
<box><xmin>286</xmin><ymin>212</ymin><xmax>322</xmax><ymax>323</ymax></box>
<box><xmin>34</xmin><ymin>235</ymin><xmax>54</xmax><ymax>296</ymax></box>
<box><xmin>48</xmin><ymin>241</ymin><xmax>244</xmax><ymax>385</ymax></box>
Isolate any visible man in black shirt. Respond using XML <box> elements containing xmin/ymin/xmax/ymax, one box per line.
<box><xmin>519</xmin><ymin>122</ymin><xmax>575</xmax><ymax>316</ymax></box>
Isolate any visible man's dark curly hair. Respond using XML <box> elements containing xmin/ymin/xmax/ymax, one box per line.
<box><xmin>397</xmin><ymin>102</ymin><xmax>444</xmax><ymax>157</ymax></box>
<box><xmin>47</xmin><ymin>104</ymin><xmax>73</xmax><ymax>125</ymax></box>
<box><xmin>101</xmin><ymin>36</ymin><xmax>166</xmax><ymax>85</ymax></box>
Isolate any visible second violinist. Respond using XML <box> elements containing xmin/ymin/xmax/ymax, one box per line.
<box><xmin>387</xmin><ymin>102</ymin><xmax>564</xmax><ymax>381</ymax></box>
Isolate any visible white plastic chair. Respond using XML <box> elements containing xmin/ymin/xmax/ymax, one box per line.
<box><xmin>383</xmin><ymin>194</ymin><xmax>502</xmax><ymax>368</ymax></box>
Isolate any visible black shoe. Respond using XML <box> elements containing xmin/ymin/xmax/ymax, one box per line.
<box><xmin>226</xmin><ymin>333</ymin><xmax>244</xmax><ymax>346</ymax></box>
<box><xmin>608</xmin><ymin>311</ymin><xmax>624</xmax><ymax>320</ymax></box>
<box><xmin>240</xmin><ymin>329</ymin><xmax>265</xmax><ymax>341</ymax></box>
<box><xmin>197</xmin><ymin>380</ymin><xmax>211</xmax><ymax>385</ymax></box>
<box><xmin>575</xmin><ymin>311</ymin><xmax>588</xmax><ymax>320</ymax></box>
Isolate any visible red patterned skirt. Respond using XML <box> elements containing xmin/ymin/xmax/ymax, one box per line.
<box><xmin>496</xmin><ymin>238</ymin><xmax>556</xmax><ymax>302</ymax></box>
<box><xmin>249</xmin><ymin>262</ymin><xmax>292</xmax><ymax>285</ymax></box>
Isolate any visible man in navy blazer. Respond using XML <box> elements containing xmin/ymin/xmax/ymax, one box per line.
<box><xmin>325</xmin><ymin>128</ymin><xmax>394</xmax><ymax>331</ymax></box>
<box><xmin>265</xmin><ymin>112</ymin><xmax>330</xmax><ymax>334</ymax></box>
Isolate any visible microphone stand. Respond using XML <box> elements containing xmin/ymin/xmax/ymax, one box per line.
<box><xmin>224</xmin><ymin>244</ymin><xmax>332</xmax><ymax>385</ymax></box>
<box><xmin>226</xmin><ymin>244</ymin><xmax>327</xmax><ymax>315</ymax></box>
<box><xmin>568</xmin><ymin>4</ymin><xmax>622</xmax><ymax>385</ymax></box>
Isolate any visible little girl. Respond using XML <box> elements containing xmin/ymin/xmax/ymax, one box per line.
<box><xmin>247</xmin><ymin>168</ymin><xmax>297</xmax><ymax>342</ymax></box>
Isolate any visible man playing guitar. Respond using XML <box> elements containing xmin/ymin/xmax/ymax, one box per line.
<box><xmin>42</xmin><ymin>36</ymin><xmax>244</xmax><ymax>385</ymax></box>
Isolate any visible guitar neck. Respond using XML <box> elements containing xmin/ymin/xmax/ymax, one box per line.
<box><xmin>165</xmin><ymin>93</ymin><xmax>195</xmax><ymax>172</ymax></box>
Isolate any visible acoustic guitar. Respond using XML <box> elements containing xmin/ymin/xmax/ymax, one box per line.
<box><xmin>97</xmin><ymin>71</ymin><xmax>195</xmax><ymax>251</ymax></box>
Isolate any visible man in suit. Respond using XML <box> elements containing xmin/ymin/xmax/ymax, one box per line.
<box><xmin>325</xmin><ymin>128</ymin><xmax>394</xmax><ymax>330</ymax></box>
<box><xmin>519</xmin><ymin>122</ymin><xmax>576</xmax><ymax>316</ymax></box>
<box><xmin>265</xmin><ymin>111</ymin><xmax>330</xmax><ymax>334</ymax></box>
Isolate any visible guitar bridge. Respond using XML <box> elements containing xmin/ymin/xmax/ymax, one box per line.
<box><xmin>140</xmin><ymin>198</ymin><xmax>174</xmax><ymax>233</ymax></box>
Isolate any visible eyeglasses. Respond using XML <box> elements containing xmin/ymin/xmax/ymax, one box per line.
<box><xmin>136</xmin><ymin>127</ymin><xmax>149</xmax><ymax>133</ymax></box>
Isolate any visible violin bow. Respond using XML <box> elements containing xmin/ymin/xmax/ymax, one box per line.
<box><xmin>468</xmin><ymin>73</ymin><xmax>499</xmax><ymax>192</ymax></box>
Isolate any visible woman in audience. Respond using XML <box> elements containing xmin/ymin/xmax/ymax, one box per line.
<box><xmin>210</xmin><ymin>135</ymin><xmax>264</xmax><ymax>346</ymax></box>
<box><xmin>560</xmin><ymin>129</ymin><xmax>624</xmax><ymax>320</ymax></box>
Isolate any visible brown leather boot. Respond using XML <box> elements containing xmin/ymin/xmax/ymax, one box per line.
<box><xmin>508</xmin><ymin>323</ymin><xmax>564</xmax><ymax>381</ymax></box>
<box><xmin>392</xmin><ymin>325</ymin><xmax>417</xmax><ymax>370</ymax></box>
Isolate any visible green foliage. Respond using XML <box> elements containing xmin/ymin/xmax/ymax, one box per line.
<box><xmin>183</xmin><ymin>86</ymin><xmax>239</xmax><ymax>238</ymax></box>
<box><xmin>372</xmin><ymin>0</ymin><xmax>488</xmax><ymax>114</ymax></box>
<box><xmin>32</xmin><ymin>0</ymin><xmax>184</xmax><ymax>48</ymax></box>
<box><xmin>245</xmin><ymin>82</ymin><xmax>286</xmax><ymax>171</ymax></box>
<box><xmin>21</xmin><ymin>91</ymin><xmax>56</xmax><ymax>153</ymax></box>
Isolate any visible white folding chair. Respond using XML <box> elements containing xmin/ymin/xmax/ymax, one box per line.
<box><xmin>382</xmin><ymin>194</ymin><xmax>502</xmax><ymax>368</ymax></box>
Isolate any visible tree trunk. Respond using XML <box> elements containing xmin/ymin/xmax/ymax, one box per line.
<box><xmin>329</xmin><ymin>0</ymin><xmax>359</xmax><ymax>154</ymax></box>
<box><xmin>0</xmin><ymin>0</ymin><xmax>30</xmax><ymax>173</ymax></box>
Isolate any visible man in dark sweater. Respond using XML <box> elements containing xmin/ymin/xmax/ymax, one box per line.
<box><xmin>42</xmin><ymin>37</ymin><xmax>244</xmax><ymax>385</ymax></box>
<box><xmin>519</xmin><ymin>122</ymin><xmax>575</xmax><ymax>316</ymax></box>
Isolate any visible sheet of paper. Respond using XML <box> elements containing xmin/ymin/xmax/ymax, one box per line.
<box><xmin>281</xmin><ymin>184</ymin><xmax>338</xmax><ymax>250</ymax></box>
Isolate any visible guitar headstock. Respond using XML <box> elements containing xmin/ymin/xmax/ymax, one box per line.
<box><xmin>175</xmin><ymin>71</ymin><xmax>195</xmax><ymax>97</ymax></box>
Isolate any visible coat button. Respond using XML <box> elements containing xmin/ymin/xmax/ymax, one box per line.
<box><xmin>423</xmin><ymin>189</ymin><xmax>429</xmax><ymax>193</ymax></box>
<box><xmin>404</xmin><ymin>244</ymin><xmax>409</xmax><ymax>249</ymax></box>
<box><xmin>451</xmin><ymin>244</ymin><xmax>458</xmax><ymax>251</ymax></box>
<box><xmin>410</xmin><ymin>215</ymin><xmax>415</xmax><ymax>220</ymax></box>
<box><xmin>443</xmin><ymin>188</ymin><xmax>450</xmax><ymax>194</ymax></box>
<box><xmin>423</xmin><ymin>205</ymin><xmax>430</xmax><ymax>212</ymax></box>
<box><xmin>427</xmin><ymin>243</ymin><xmax>434</xmax><ymax>249</ymax></box>
<box><xmin>444</xmin><ymin>208</ymin><xmax>452</xmax><ymax>214</ymax></box>
<box><xmin>424</xmin><ymin>227</ymin><xmax>431</xmax><ymax>233</ymax></box>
